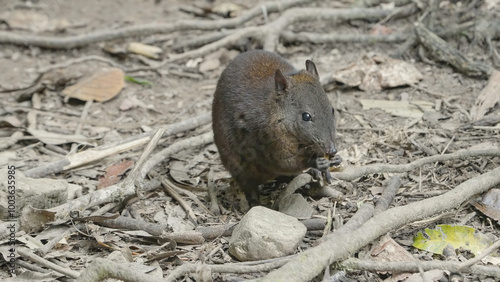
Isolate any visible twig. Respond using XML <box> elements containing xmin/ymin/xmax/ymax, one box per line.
<box><xmin>37</xmin><ymin>55</ymin><xmax>122</xmax><ymax>73</ymax></box>
<box><xmin>44</xmin><ymin>131</ymin><xmax>213</xmax><ymax>225</ymax></box>
<box><xmin>139</xmin><ymin>131</ymin><xmax>213</xmax><ymax>180</ymax></box>
<box><xmin>160</xmin><ymin>176</ymin><xmax>198</xmax><ymax>224</ymax></box>
<box><xmin>332</xmin><ymin>149</ymin><xmax>500</xmax><ymax>181</ymax></box>
<box><xmin>18</xmin><ymin>248</ymin><xmax>80</xmax><ymax>279</ymax></box>
<box><xmin>261</xmin><ymin>166</ymin><xmax>500</xmax><ymax>281</ymax></box>
<box><xmin>0</xmin><ymin>0</ymin><xmax>311</xmax><ymax>49</ymax></box>
<box><xmin>415</xmin><ymin>23</ymin><xmax>491</xmax><ymax>77</ymax></box>
<box><xmin>374</xmin><ymin>176</ymin><xmax>401</xmax><ymax>213</ymax></box>
<box><xmin>339</xmin><ymin>258</ymin><xmax>500</xmax><ymax>277</ymax></box>
<box><xmin>281</xmin><ymin>30</ymin><xmax>408</xmax><ymax>44</ymax></box>
<box><xmin>23</xmin><ymin>113</ymin><xmax>211</xmax><ymax>178</ymax></box>
<box><xmin>207</xmin><ymin>169</ymin><xmax>221</xmax><ymax>215</ymax></box>
<box><xmin>75</xmin><ymin>258</ymin><xmax>152</xmax><ymax>282</ymax></box>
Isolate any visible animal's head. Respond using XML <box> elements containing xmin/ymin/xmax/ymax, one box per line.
<box><xmin>274</xmin><ymin>60</ymin><xmax>337</xmax><ymax>158</ymax></box>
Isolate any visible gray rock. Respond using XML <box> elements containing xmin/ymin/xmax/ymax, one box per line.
<box><xmin>229</xmin><ymin>206</ymin><xmax>307</xmax><ymax>261</ymax></box>
<box><xmin>0</xmin><ymin>168</ymin><xmax>69</xmax><ymax>220</ymax></box>
<box><xmin>278</xmin><ymin>193</ymin><xmax>314</xmax><ymax>219</ymax></box>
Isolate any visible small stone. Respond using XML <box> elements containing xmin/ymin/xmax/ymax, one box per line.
<box><xmin>278</xmin><ymin>193</ymin><xmax>314</xmax><ymax>219</ymax></box>
<box><xmin>229</xmin><ymin>206</ymin><xmax>307</xmax><ymax>261</ymax></box>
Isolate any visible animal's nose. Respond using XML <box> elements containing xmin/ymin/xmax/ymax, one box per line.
<box><xmin>327</xmin><ymin>143</ymin><xmax>337</xmax><ymax>156</ymax></box>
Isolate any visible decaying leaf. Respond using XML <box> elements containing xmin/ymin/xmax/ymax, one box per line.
<box><xmin>27</xmin><ymin>128</ymin><xmax>93</xmax><ymax>145</ymax></box>
<box><xmin>20</xmin><ymin>206</ymin><xmax>56</xmax><ymax>233</ymax></box>
<box><xmin>98</xmin><ymin>160</ymin><xmax>134</xmax><ymax>189</ymax></box>
<box><xmin>413</xmin><ymin>224</ymin><xmax>494</xmax><ymax>256</ymax></box>
<box><xmin>62</xmin><ymin>68</ymin><xmax>125</xmax><ymax>102</ymax></box>
<box><xmin>470</xmin><ymin>69</ymin><xmax>500</xmax><ymax>121</ymax></box>
<box><xmin>359</xmin><ymin>99</ymin><xmax>434</xmax><ymax>118</ymax></box>
<box><xmin>472</xmin><ymin>189</ymin><xmax>500</xmax><ymax>222</ymax></box>
<box><xmin>333</xmin><ymin>53</ymin><xmax>423</xmax><ymax>91</ymax></box>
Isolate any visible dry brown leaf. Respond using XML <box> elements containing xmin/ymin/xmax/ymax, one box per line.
<box><xmin>98</xmin><ymin>160</ymin><xmax>134</xmax><ymax>189</ymax></box>
<box><xmin>333</xmin><ymin>53</ymin><xmax>423</xmax><ymax>92</ymax></box>
<box><xmin>62</xmin><ymin>68</ymin><xmax>124</xmax><ymax>102</ymax></box>
<box><xmin>371</xmin><ymin>235</ymin><xmax>414</xmax><ymax>281</ymax></box>
<box><xmin>470</xmin><ymin>69</ymin><xmax>500</xmax><ymax>121</ymax></box>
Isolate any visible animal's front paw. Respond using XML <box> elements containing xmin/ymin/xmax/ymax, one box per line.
<box><xmin>329</xmin><ymin>155</ymin><xmax>342</xmax><ymax>167</ymax></box>
<box><xmin>315</xmin><ymin>157</ymin><xmax>330</xmax><ymax>170</ymax></box>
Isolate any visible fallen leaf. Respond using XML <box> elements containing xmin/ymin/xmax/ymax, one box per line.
<box><xmin>472</xmin><ymin>189</ymin><xmax>500</xmax><ymax>223</ymax></box>
<box><xmin>98</xmin><ymin>160</ymin><xmax>134</xmax><ymax>189</ymax></box>
<box><xmin>371</xmin><ymin>235</ymin><xmax>414</xmax><ymax>281</ymax></box>
<box><xmin>413</xmin><ymin>224</ymin><xmax>494</xmax><ymax>256</ymax></box>
<box><xmin>20</xmin><ymin>206</ymin><xmax>56</xmax><ymax>233</ymax></box>
<box><xmin>62</xmin><ymin>68</ymin><xmax>124</xmax><ymax>102</ymax></box>
<box><xmin>27</xmin><ymin>128</ymin><xmax>93</xmax><ymax>145</ymax></box>
<box><xmin>359</xmin><ymin>99</ymin><xmax>434</xmax><ymax>118</ymax></box>
<box><xmin>1</xmin><ymin>10</ymin><xmax>49</xmax><ymax>32</ymax></box>
<box><xmin>470</xmin><ymin>69</ymin><xmax>500</xmax><ymax>121</ymax></box>
<box><xmin>333</xmin><ymin>53</ymin><xmax>423</xmax><ymax>92</ymax></box>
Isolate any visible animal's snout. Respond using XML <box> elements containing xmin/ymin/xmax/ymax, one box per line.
<box><xmin>326</xmin><ymin>143</ymin><xmax>337</xmax><ymax>157</ymax></box>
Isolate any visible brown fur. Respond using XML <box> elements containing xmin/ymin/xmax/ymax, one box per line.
<box><xmin>212</xmin><ymin>50</ymin><xmax>338</xmax><ymax>206</ymax></box>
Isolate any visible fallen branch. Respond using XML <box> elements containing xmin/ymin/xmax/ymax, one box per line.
<box><xmin>260</xmin><ymin>166</ymin><xmax>500</xmax><ymax>281</ymax></box>
<box><xmin>46</xmin><ymin>131</ymin><xmax>213</xmax><ymax>225</ymax></box>
<box><xmin>339</xmin><ymin>258</ymin><xmax>500</xmax><ymax>278</ymax></box>
<box><xmin>0</xmin><ymin>0</ymin><xmax>311</xmax><ymax>49</ymax></box>
<box><xmin>18</xmin><ymin>248</ymin><xmax>80</xmax><ymax>279</ymax></box>
<box><xmin>332</xmin><ymin>149</ymin><xmax>500</xmax><ymax>181</ymax></box>
<box><xmin>415</xmin><ymin>23</ymin><xmax>491</xmax><ymax>77</ymax></box>
<box><xmin>23</xmin><ymin>112</ymin><xmax>211</xmax><ymax>178</ymax></box>
<box><xmin>141</xmin><ymin>5</ymin><xmax>417</xmax><ymax>71</ymax></box>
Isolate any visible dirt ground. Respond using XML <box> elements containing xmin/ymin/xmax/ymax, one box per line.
<box><xmin>1</xmin><ymin>0</ymin><xmax>500</xmax><ymax>281</ymax></box>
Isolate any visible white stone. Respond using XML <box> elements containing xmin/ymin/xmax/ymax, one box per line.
<box><xmin>229</xmin><ymin>206</ymin><xmax>307</xmax><ymax>261</ymax></box>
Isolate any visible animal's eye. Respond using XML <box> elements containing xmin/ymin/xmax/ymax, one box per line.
<box><xmin>302</xmin><ymin>112</ymin><xmax>312</xmax><ymax>121</ymax></box>
<box><xmin>332</xmin><ymin>108</ymin><xmax>335</xmax><ymax>115</ymax></box>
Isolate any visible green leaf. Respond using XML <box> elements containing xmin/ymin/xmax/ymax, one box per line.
<box><xmin>413</xmin><ymin>225</ymin><xmax>493</xmax><ymax>256</ymax></box>
<box><xmin>124</xmin><ymin>76</ymin><xmax>153</xmax><ymax>86</ymax></box>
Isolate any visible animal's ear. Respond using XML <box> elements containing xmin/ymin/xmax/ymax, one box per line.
<box><xmin>275</xmin><ymin>69</ymin><xmax>288</xmax><ymax>92</ymax></box>
<box><xmin>305</xmin><ymin>60</ymin><xmax>319</xmax><ymax>79</ymax></box>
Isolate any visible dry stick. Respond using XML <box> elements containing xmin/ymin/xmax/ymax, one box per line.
<box><xmin>262</xmin><ymin>5</ymin><xmax>416</xmax><ymax>51</ymax></box>
<box><xmin>18</xmin><ymin>248</ymin><xmax>80</xmax><ymax>279</ymax></box>
<box><xmin>0</xmin><ymin>0</ymin><xmax>311</xmax><ymax>49</ymax></box>
<box><xmin>37</xmin><ymin>55</ymin><xmax>123</xmax><ymax>73</ymax></box>
<box><xmin>339</xmin><ymin>258</ymin><xmax>500</xmax><ymax>277</ymax></box>
<box><xmin>166</xmin><ymin>204</ymin><xmax>372</xmax><ymax>281</ymax></box>
<box><xmin>281</xmin><ymin>30</ymin><xmax>409</xmax><ymax>44</ymax></box>
<box><xmin>46</xmin><ymin>132</ymin><xmax>213</xmax><ymax>225</ymax></box>
<box><xmin>282</xmin><ymin>20</ymin><xmax>473</xmax><ymax>46</ymax></box>
<box><xmin>23</xmin><ymin>112</ymin><xmax>211</xmax><ymax>178</ymax></box>
<box><xmin>415</xmin><ymin>23</ymin><xmax>491</xmax><ymax>77</ymax></box>
<box><xmin>160</xmin><ymin>176</ymin><xmax>198</xmax><ymax>224</ymax></box>
<box><xmin>172</xmin><ymin>181</ymin><xmax>213</xmax><ymax>215</ymax></box>
<box><xmin>75</xmin><ymin>258</ymin><xmax>152</xmax><ymax>282</ymax></box>
<box><xmin>139</xmin><ymin>131</ymin><xmax>213</xmax><ymax>180</ymax></box>
<box><xmin>260</xmin><ymin>166</ymin><xmax>500</xmax><ymax>282</ymax></box>
<box><xmin>332</xmin><ymin>149</ymin><xmax>500</xmax><ymax>182</ymax></box>
<box><xmin>160</xmin><ymin>6</ymin><xmax>411</xmax><ymax>66</ymax></box>
<box><xmin>374</xmin><ymin>176</ymin><xmax>402</xmax><ymax>214</ymax></box>
<box><xmin>207</xmin><ymin>169</ymin><xmax>221</xmax><ymax>215</ymax></box>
